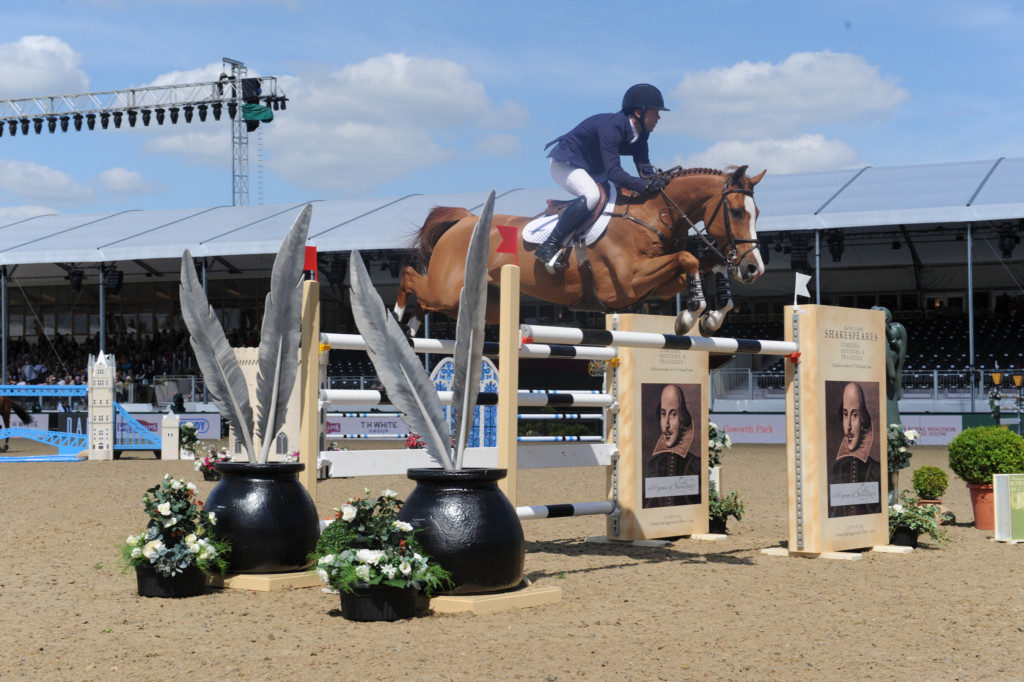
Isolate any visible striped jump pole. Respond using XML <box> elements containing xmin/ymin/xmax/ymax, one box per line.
<box><xmin>322</xmin><ymin>332</ymin><xmax>617</xmax><ymax>361</ymax></box>
<box><xmin>320</xmin><ymin>389</ymin><xmax>614</xmax><ymax>408</ymax></box>
<box><xmin>517</xmin><ymin>413</ymin><xmax>603</xmax><ymax>420</ymax></box>
<box><xmin>520</xmin><ymin>324</ymin><xmax>799</xmax><ymax>356</ymax></box>
<box><xmin>516</xmin><ymin>500</ymin><xmax>616</xmax><ymax>520</ymax></box>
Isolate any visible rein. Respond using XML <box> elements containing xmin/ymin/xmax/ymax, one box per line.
<box><xmin>611</xmin><ymin>168</ymin><xmax>757</xmax><ymax>270</ymax></box>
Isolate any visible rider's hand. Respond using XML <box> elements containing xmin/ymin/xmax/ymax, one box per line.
<box><xmin>639</xmin><ymin>164</ymin><xmax>657</xmax><ymax>179</ymax></box>
<box><xmin>644</xmin><ymin>176</ymin><xmax>668</xmax><ymax>195</ymax></box>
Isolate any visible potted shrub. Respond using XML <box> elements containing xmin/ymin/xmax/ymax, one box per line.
<box><xmin>888</xmin><ymin>491</ymin><xmax>947</xmax><ymax>548</ymax></box>
<box><xmin>707</xmin><ymin>421</ymin><xmax>731</xmax><ymax>491</ymax></box>
<box><xmin>948</xmin><ymin>426</ymin><xmax>1024</xmax><ymax>530</ymax></box>
<box><xmin>311</xmin><ymin>489</ymin><xmax>451</xmax><ymax>621</ymax></box>
<box><xmin>911</xmin><ymin>465</ymin><xmax>948</xmax><ymax>503</ymax></box>
<box><xmin>194</xmin><ymin>447</ymin><xmax>231</xmax><ymax>481</ymax></box>
<box><xmin>120</xmin><ymin>474</ymin><xmax>230</xmax><ymax>597</ymax></box>
<box><xmin>708</xmin><ymin>481</ymin><xmax>744</xmax><ymax>534</ymax></box>
<box><xmin>348</xmin><ymin>193</ymin><xmax>526</xmax><ymax>595</ymax></box>
<box><xmin>179</xmin><ymin>207</ymin><xmax>320</xmax><ymax>573</ymax></box>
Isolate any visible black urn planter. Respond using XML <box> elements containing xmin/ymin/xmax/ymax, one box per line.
<box><xmin>206</xmin><ymin>462</ymin><xmax>320</xmax><ymax>573</ymax></box>
<box><xmin>135</xmin><ymin>563</ymin><xmax>206</xmax><ymax>598</ymax></box>
<box><xmin>708</xmin><ymin>517</ymin><xmax>728</xmax><ymax>534</ymax></box>
<box><xmin>340</xmin><ymin>584</ymin><xmax>418</xmax><ymax>622</ymax></box>
<box><xmin>397</xmin><ymin>468</ymin><xmax>525</xmax><ymax>595</ymax></box>
<box><xmin>890</xmin><ymin>525</ymin><xmax>920</xmax><ymax>548</ymax></box>
<box><xmin>202</xmin><ymin>470</ymin><xmax>220</xmax><ymax>482</ymax></box>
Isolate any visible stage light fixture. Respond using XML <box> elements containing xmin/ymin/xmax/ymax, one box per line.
<box><xmin>212</xmin><ymin>102</ymin><xmax>222</xmax><ymax>120</ymax></box>
<box><xmin>74</xmin><ymin>114</ymin><xmax>84</xmax><ymax>131</ymax></box>
<box><xmin>33</xmin><ymin>118</ymin><xmax>43</xmax><ymax>134</ymax></box>
<box><xmin>99</xmin><ymin>113</ymin><xmax>109</xmax><ymax>129</ymax></box>
<box><xmin>59</xmin><ymin>116</ymin><xmax>69</xmax><ymax>132</ymax></box>
<box><xmin>279</xmin><ymin>96</ymin><xmax>287</xmax><ymax>110</ymax></box>
<box><xmin>68</xmin><ymin>269</ymin><xmax>84</xmax><ymax>294</ymax></box>
<box><xmin>21</xmin><ymin>119</ymin><xmax>29</xmax><ymax>134</ymax></box>
<box><xmin>227</xmin><ymin>101</ymin><xmax>237</xmax><ymax>119</ymax></box>
<box><xmin>8</xmin><ymin>120</ymin><xmax>17</xmax><ymax>136</ymax></box>
<box><xmin>128</xmin><ymin>110</ymin><xmax>137</xmax><ymax>127</ymax></box>
<box><xmin>198</xmin><ymin>104</ymin><xmax>208</xmax><ymax>121</ymax></box>
<box><xmin>827</xmin><ymin>231</ymin><xmax>845</xmax><ymax>262</ymax></box>
<box><xmin>155</xmin><ymin>108</ymin><xmax>165</xmax><ymax>125</ymax></box>
<box><xmin>46</xmin><ymin>117</ymin><xmax>56</xmax><ymax>133</ymax></box>
<box><xmin>0</xmin><ymin>124</ymin><xmax>3</xmax><ymax>138</ymax></box>
<box><xmin>183</xmin><ymin>105</ymin><xmax>193</xmax><ymax>123</ymax></box>
<box><xmin>104</xmin><ymin>267</ymin><xmax>123</xmax><ymax>295</ymax></box>
<box><xmin>112</xmin><ymin>112</ymin><xmax>122</xmax><ymax>128</ymax></box>
<box><xmin>168</xmin><ymin>107</ymin><xmax>179</xmax><ymax>124</ymax></box>
<box><xmin>141</xmin><ymin>109</ymin><xmax>151</xmax><ymax>126</ymax></box>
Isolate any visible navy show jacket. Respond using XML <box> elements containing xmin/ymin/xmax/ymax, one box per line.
<box><xmin>546</xmin><ymin>111</ymin><xmax>651</xmax><ymax>194</ymax></box>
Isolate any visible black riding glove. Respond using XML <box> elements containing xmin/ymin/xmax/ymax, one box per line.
<box><xmin>639</xmin><ymin>164</ymin><xmax>657</xmax><ymax>179</ymax></box>
<box><xmin>644</xmin><ymin>176</ymin><xmax>668</xmax><ymax>195</ymax></box>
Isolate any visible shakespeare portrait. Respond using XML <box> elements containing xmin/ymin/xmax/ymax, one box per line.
<box><xmin>641</xmin><ymin>383</ymin><xmax>702</xmax><ymax>508</ymax></box>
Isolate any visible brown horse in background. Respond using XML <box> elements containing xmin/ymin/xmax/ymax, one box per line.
<box><xmin>0</xmin><ymin>396</ymin><xmax>32</xmax><ymax>452</ymax></box>
<box><xmin>395</xmin><ymin>165</ymin><xmax>766</xmax><ymax>336</ymax></box>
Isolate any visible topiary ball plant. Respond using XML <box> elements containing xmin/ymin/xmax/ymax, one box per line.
<box><xmin>947</xmin><ymin>426</ymin><xmax>1024</xmax><ymax>485</ymax></box>
<box><xmin>911</xmin><ymin>465</ymin><xmax>948</xmax><ymax>500</ymax></box>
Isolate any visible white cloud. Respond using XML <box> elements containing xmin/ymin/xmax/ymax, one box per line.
<box><xmin>477</xmin><ymin>133</ymin><xmax>521</xmax><ymax>157</ymax></box>
<box><xmin>0</xmin><ymin>205</ymin><xmax>57</xmax><ymax>223</ymax></box>
<box><xmin>142</xmin><ymin>130</ymin><xmax>229</xmax><ymax>166</ymax></box>
<box><xmin>0</xmin><ymin>36</ymin><xmax>88</xmax><ymax>99</ymax></box>
<box><xmin>671</xmin><ymin>51</ymin><xmax>908</xmax><ymax>140</ymax></box>
<box><xmin>146</xmin><ymin>62</ymin><xmax>232</xmax><ymax>87</ymax></box>
<box><xmin>677</xmin><ymin>134</ymin><xmax>864</xmax><ymax>175</ymax></box>
<box><xmin>142</xmin><ymin>53</ymin><xmax>527</xmax><ymax>194</ymax></box>
<box><xmin>0</xmin><ymin>160</ymin><xmax>93</xmax><ymax>204</ymax></box>
<box><xmin>97</xmin><ymin>167</ymin><xmax>158</xmax><ymax>195</ymax></box>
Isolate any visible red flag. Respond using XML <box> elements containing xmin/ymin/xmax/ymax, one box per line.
<box><xmin>496</xmin><ymin>224</ymin><xmax>518</xmax><ymax>266</ymax></box>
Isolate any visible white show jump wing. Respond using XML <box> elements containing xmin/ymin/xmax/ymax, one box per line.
<box><xmin>179</xmin><ymin>249</ymin><xmax>256</xmax><ymax>462</ymax></box>
<box><xmin>348</xmin><ymin>251</ymin><xmax>455</xmax><ymax>470</ymax></box>
<box><xmin>255</xmin><ymin>204</ymin><xmax>311</xmax><ymax>462</ymax></box>
<box><xmin>452</xmin><ymin>191</ymin><xmax>495</xmax><ymax>469</ymax></box>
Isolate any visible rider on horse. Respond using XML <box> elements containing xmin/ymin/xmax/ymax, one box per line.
<box><xmin>535</xmin><ymin>83</ymin><xmax>671</xmax><ymax>271</ymax></box>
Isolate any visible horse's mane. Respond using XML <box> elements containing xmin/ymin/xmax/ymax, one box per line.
<box><xmin>666</xmin><ymin>167</ymin><xmax>727</xmax><ymax>179</ymax></box>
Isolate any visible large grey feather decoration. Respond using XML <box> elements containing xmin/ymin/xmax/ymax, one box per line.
<box><xmin>255</xmin><ymin>204</ymin><xmax>312</xmax><ymax>462</ymax></box>
<box><xmin>452</xmin><ymin>191</ymin><xmax>495</xmax><ymax>469</ymax></box>
<box><xmin>348</xmin><ymin>251</ymin><xmax>454</xmax><ymax>470</ymax></box>
<box><xmin>179</xmin><ymin>250</ymin><xmax>256</xmax><ymax>462</ymax></box>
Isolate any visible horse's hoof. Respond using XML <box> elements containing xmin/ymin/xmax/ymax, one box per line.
<box><xmin>675</xmin><ymin>312</ymin><xmax>697</xmax><ymax>336</ymax></box>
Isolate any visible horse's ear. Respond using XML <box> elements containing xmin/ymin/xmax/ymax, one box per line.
<box><xmin>750</xmin><ymin>169</ymin><xmax>767</xmax><ymax>186</ymax></box>
<box><xmin>728</xmin><ymin>165</ymin><xmax>748</xmax><ymax>186</ymax></box>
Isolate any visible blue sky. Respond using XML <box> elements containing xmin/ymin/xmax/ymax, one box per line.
<box><xmin>0</xmin><ymin>0</ymin><xmax>1021</xmax><ymax>220</ymax></box>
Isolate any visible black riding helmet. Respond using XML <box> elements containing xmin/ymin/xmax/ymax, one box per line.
<box><xmin>621</xmin><ymin>83</ymin><xmax>669</xmax><ymax>134</ymax></box>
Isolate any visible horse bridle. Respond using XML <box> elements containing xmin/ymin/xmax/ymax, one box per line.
<box><xmin>615</xmin><ymin>170</ymin><xmax>759</xmax><ymax>271</ymax></box>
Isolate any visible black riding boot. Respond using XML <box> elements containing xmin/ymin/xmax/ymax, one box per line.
<box><xmin>534</xmin><ymin>196</ymin><xmax>591</xmax><ymax>271</ymax></box>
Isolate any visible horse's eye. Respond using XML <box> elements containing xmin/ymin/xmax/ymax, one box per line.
<box><xmin>730</xmin><ymin>206</ymin><xmax>745</xmax><ymax>217</ymax></box>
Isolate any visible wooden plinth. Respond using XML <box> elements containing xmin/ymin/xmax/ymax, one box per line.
<box><xmin>424</xmin><ymin>581</ymin><xmax>562</xmax><ymax>615</ymax></box>
<box><xmin>761</xmin><ymin>544</ymin><xmax>913</xmax><ymax>560</ymax></box>
<box><xmin>207</xmin><ymin>570</ymin><xmax>321</xmax><ymax>592</ymax></box>
<box><xmin>585</xmin><ymin>535</ymin><xmax>671</xmax><ymax>547</ymax></box>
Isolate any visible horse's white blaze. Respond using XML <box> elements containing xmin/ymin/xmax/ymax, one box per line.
<box><xmin>744</xmin><ymin>196</ymin><xmax>764</xmax><ymax>277</ymax></box>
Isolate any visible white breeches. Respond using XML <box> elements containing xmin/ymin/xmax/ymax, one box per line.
<box><xmin>550</xmin><ymin>159</ymin><xmax>602</xmax><ymax>211</ymax></box>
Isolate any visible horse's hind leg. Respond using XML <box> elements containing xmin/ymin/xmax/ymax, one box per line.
<box><xmin>394</xmin><ymin>266</ymin><xmax>420</xmax><ymax>322</ymax></box>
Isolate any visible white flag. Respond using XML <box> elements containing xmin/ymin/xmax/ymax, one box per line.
<box><xmin>794</xmin><ymin>272</ymin><xmax>812</xmax><ymax>308</ymax></box>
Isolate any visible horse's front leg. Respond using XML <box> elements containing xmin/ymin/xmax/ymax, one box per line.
<box><xmin>699</xmin><ymin>265</ymin><xmax>733</xmax><ymax>336</ymax></box>
<box><xmin>625</xmin><ymin>251</ymin><xmax>703</xmax><ymax>336</ymax></box>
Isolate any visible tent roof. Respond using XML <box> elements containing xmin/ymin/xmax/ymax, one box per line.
<box><xmin>1</xmin><ymin>156</ymin><xmax>1022</xmax><ymax>268</ymax></box>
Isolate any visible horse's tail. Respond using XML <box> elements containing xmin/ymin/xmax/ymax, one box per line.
<box><xmin>407</xmin><ymin>206</ymin><xmax>473</xmax><ymax>274</ymax></box>
<box><xmin>8</xmin><ymin>399</ymin><xmax>30</xmax><ymax>426</ymax></box>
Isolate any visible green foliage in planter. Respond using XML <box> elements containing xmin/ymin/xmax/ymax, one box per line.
<box><xmin>911</xmin><ymin>465</ymin><xmax>948</xmax><ymax>500</ymax></box>
<box><xmin>179</xmin><ymin>422</ymin><xmax>198</xmax><ymax>451</ymax></box>
<box><xmin>947</xmin><ymin>426</ymin><xmax>1024</xmax><ymax>485</ymax></box>
<box><xmin>708</xmin><ymin>481</ymin><xmax>744</xmax><ymax>526</ymax></box>
<box><xmin>889</xmin><ymin>491</ymin><xmax>947</xmax><ymax>545</ymax></box>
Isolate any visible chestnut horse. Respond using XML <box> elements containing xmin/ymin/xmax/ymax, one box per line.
<box><xmin>395</xmin><ymin>165</ymin><xmax>766</xmax><ymax>335</ymax></box>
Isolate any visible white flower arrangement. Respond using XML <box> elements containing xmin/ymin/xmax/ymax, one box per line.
<box><xmin>310</xmin><ymin>488</ymin><xmax>451</xmax><ymax>595</ymax></box>
<box><xmin>707</xmin><ymin>421</ymin><xmax>732</xmax><ymax>468</ymax></box>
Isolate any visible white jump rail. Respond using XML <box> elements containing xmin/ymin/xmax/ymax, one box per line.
<box><xmin>322</xmin><ymin>332</ymin><xmax>617</xmax><ymax>361</ymax></box>
<box><xmin>516</xmin><ymin>500</ymin><xmax>616</xmax><ymax>520</ymax></box>
<box><xmin>330</xmin><ymin>411</ymin><xmax>602</xmax><ymax>421</ymax></box>
<box><xmin>320</xmin><ymin>389</ymin><xmax>614</xmax><ymax>408</ymax></box>
<box><xmin>519</xmin><ymin>324</ymin><xmax>799</xmax><ymax>356</ymax></box>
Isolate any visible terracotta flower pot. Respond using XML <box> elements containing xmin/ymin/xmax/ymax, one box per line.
<box><xmin>967</xmin><ymin>483</ymin><xmax>995</xmax><ymax>530</ymax></box>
